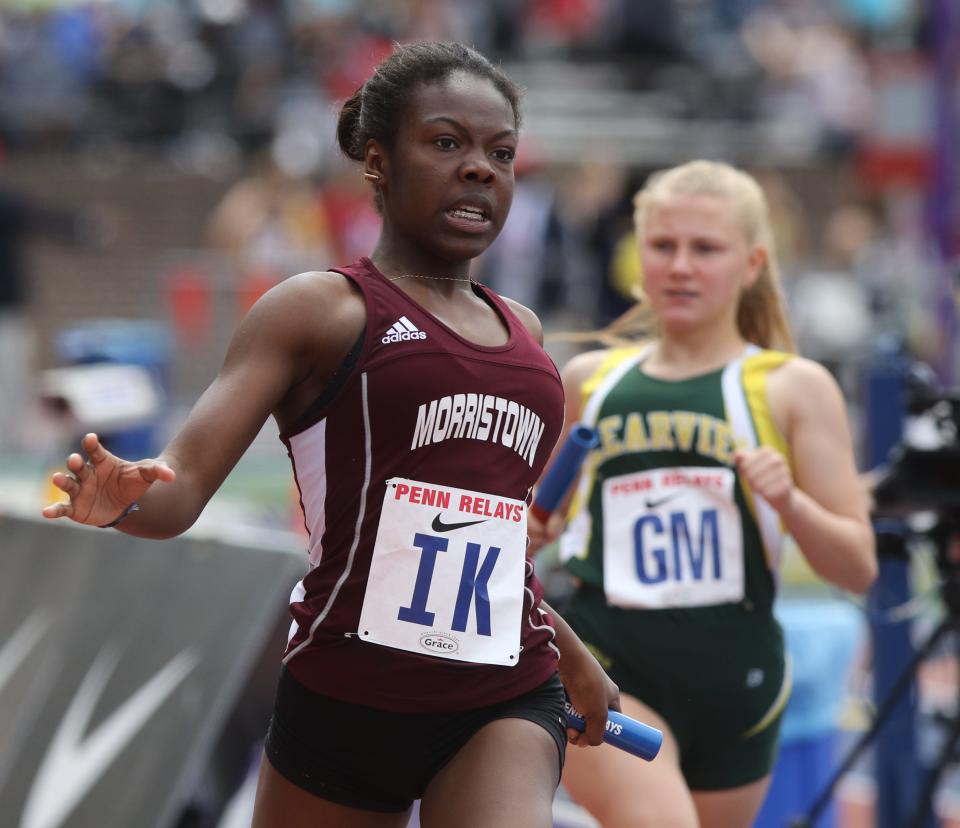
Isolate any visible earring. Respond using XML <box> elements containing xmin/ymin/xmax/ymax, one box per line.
<box><xmin>363</xmin><ymin>172</ymin><xmax>381</xmax><ymax>183</ymax></box>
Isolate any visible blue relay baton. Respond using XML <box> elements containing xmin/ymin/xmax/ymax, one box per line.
<box><xmin>564</xmin><ymin>701</ymin><xmax>663</xmax><ymax>761</ymax></box>
<box><xmin>530</xmin><ymin>423</ymin><xmax>599</xmax><ymax>522</ymax></box>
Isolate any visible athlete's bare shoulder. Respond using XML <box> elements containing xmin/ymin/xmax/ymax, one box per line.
<box><xmin>235</xmin><ymin>270</ymin><xmax>368</xmax><ymax>430</ymax></box>
<box><xmin>251</xmin><ymin>269</ymin><xmax>366</xmax><ymax>348</ymax></box>
<box><xmin>279</xmin><ymin>268</ymin><xmax>364</xmax><ymax>305</ymax></box>
<box><xmin>562</xmin><ymin>348</ymin><xmax>613</xmax><ymax>387</ymax></box>
<box><xmin>767</xmin><ymin>355</ymin><xmax>840</xmax><ymax>405</ymax></box>
<box><xmin>766</xmin><ymin>354</ymin><xmax>846</xmax><ymax>436</ymax></box>
<box><xmin>222</xmin><ymin>269</ymin><xmax>367</xmax><ymax>400</ymax></box>
<box><xmin>249</xmin><ymin>269</ymin><xmax>358</xmax><ymax>309</ymax></box>
<box><xmin>501</xmin><ymin>296</ymin><xmax>544</xmax><ymax>344</ymax></box>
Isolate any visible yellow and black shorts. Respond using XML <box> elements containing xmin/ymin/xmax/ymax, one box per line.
<box><xmin>563</xmin><ymin>584</ymin><xmax>790</xmax><ymax>790</ymax></box>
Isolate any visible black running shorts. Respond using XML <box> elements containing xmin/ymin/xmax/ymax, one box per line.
<box><xmin>264</xmin><ymin>667</ymin><xmax>567</xmax><ymax>812</ymax></box>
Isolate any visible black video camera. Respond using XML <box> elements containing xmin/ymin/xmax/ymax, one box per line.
<box><xmin>871</xmin><ymin>369</ymin><xmax>960</xmax><ymax>519</ymax></box>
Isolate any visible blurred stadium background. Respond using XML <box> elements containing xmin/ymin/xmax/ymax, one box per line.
<box><xmin>0</xmin><ymin>1</ymin><xmax>957</xmax><ymax>827</ymax></box>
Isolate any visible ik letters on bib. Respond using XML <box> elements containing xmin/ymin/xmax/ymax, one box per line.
<box><xmin>359</xmin><ymin>477</ymin><xmax>527</xmax><ymax>666</ymax></box>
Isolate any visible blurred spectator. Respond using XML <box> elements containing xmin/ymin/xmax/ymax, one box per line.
<box><xmin>837</xmin><ymin>193</ymin><xmax>941</xmax><ymax>367</ymax></box>
<box><xmin>0</xmin><ymin>182</ymin><xmax>109</xmax><ymax>451</ymax></box>
<box><xmin>0</xmin><ymin>5</ymin><xmax>102</xmax><ymax>147</ymax></box>
<box><xmin>475</xmin><ymin>147</ymin><xmax>570</xmax><ymax>317</ymax></box>
<box><xmin>205</xmin><ymin>152</ymin><xmax>334</xmax><ymax>284</ymax></box>
<box><xmin>751</xmin><ymin>167</ymin><xmax>812</xmax><ymax>272</ymax></box>
<box><xmin>568</xmin><ymin>162</ymin><xmax>642</xmax><ymax>326</ymax></box>
<box><xmin>788</xmin><ymin>201</ymin><xmax>876</xmax><ymax>390</ymax></box>
<box><xmin>93</xmin><ymin>9</ymin><xmax>191</xmax><ymax>145</ymax></box>
<box><xmin>315</xmin><ymin>159</ymin><xmax>382</xmax><ymax>266</ymax></box>
<box><xmin>741</xmin><ymin>7</ymin><xmax>873</xmax><ymax>156</ymax></box>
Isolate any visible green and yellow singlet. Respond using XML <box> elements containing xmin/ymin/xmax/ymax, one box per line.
<box><xmin>561</xmin><ymin>344</ymin><xmax>793</xmax><ymax>618</ymax></box>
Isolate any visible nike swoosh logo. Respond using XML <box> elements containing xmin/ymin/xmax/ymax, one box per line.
<box><xmin>20</xmin><ymin>646</ymin><xmax>198</xmax><ymax>828</ymax></box>
<box><xmin>644</xmin><ymin>492</ymin><xmax>681</xmax><ymax>509</ymax></box>
<box><xmin>431</xmin><ymin>513</ymin><xmax>489</xmax><ymax>533</ymax></box>
<box><xmin>0</xmin><ymin>610</ymin><xmax>53</xmax><ymax>696</ymax></box>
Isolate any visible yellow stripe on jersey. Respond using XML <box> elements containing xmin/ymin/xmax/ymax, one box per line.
<box><xmin>741</xmin><ymin>350</ymin><xmax>792</xmax><ymax>461</ymax></box>
<box><xmin>733</xmin><ymin>349</ymin><xmax>793</xmax><ymax>572</ymax></box>
<box><xmin>580</xmin><ymin>345</ymin><xmax>649</xmax><ymax>399</ymax></box>
<box><xmin>562</xmin><ymin>346</ymin><xmax>649</xmax><ymax>562</ymax></box>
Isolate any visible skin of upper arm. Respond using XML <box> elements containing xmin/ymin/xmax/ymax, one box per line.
<box><xmin>769</xmin><ymin>358</ymin><xmax>869</xmax><ymax>523</ymax></box>
<box><xmin>561</xmin><ymin>351</ymin><xmax>608</xmax><ymax>421</ymax></box>
<box><xmin>160</xmin><ymin>271</ymin><xmax>365</xmax><ymax>508</ymax></box>
<box><xmin>527</xmin><ymin>350</ymin><xmax>609</xmax><ymax>541</ymax></box>
<box><xmin>553</xmin><ymin>350</ymin><xmax>609</xmax><ymax>459</ymax></box>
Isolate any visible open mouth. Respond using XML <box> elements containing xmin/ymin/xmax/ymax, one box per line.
<box><xmin>445</xmin><ymin>205</ymin><xmax>489</xmax><ymax>223</ymax></box>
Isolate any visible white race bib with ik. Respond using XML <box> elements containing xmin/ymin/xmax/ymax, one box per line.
<box><xmin>602</xmin><ymin>466</ymin><xmax>744</xmax><ymax>608</ymax></box>
<box><xmin>358</xmin><ymin>477</ymin><xmax>528</xmax><ymax>666</ymax></box>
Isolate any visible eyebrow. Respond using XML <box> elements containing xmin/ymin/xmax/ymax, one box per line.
<box><xmin>424</xmin><ymin>116</ymin><xmax>517</xmax><ymax>140</ymax></box>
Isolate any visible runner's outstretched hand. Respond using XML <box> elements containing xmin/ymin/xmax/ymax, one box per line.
<box><xmin>41</xmin><ymin>432</ymin><xmax>175</xmax><ymax>526</ymax></box>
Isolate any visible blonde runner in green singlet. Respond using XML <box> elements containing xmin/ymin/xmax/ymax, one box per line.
<box><xmin>560</xmin><ymin>345</ymin><xmax>794</xmax><ymax>791</ymax></box>
<box><xmin>528</xmin><ymin>160</ymin><xmax>876</xmax><ymax>828</ymax></box>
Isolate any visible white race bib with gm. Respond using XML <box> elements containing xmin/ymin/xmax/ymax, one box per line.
<box><xmin>602</xmin><ymin>466</ymin><xmax>744</xmax><ymax>608</ymax></box>
<box><xmin>358</xmin><ymin>477</ymin><xmax>527</xmax><ymax>666</ymax></box>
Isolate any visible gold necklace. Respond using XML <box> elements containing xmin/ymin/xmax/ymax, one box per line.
<box><xmin>387</xmin><ymin>273</ymin><xmax>475</xmax><ymax>284</ymax></box>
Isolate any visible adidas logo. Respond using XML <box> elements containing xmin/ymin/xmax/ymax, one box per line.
<box><xmin>381</xmin><ymin>316</ymin><xmax>428</xmax><ymax>344</ymax></box>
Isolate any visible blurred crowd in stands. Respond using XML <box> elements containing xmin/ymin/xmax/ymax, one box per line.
<box><xmin>0</xmin><ymin>0</ymin><xmax>922</xmax><ymax>160</ymax></box>
<box><xmin>0</xmin><ymin>0</ymin><xmax>951</xmax><ymax>461</ymax></box>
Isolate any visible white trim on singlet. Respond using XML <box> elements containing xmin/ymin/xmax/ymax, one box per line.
<box><xmin>560</xmin><ymin>346</ymin><xmax>651</xmax><ymax>563</ymax></box>
<box><xmin>530</xmin><ymin>601</ymin><xmax>560</xmax><ymax>659</ymax></box>
<box><xmin>523</xmin><ymin>558</ymin><xmax>559</xmax><ymax>657</ymax></box>
<box><xmin>286</xmin><ymin>580</ymin><xmax>305</xmax><ymax>645</ymax></box>
<box><xmin>283</xmin><ymin>372</ymin><xmax>374</xmax><ymax>665</ymax></box>
<box><xmin>580</xmin><ymin>347</ymin><xmax>651</xmax><ymax>427</ymax></box>
<box><xmin>721</xmin><ymin>346</ymin><xmax>783</xmax><ymax>577</ymax></box>
<box><xmin>289</xmin><ymin>418</ymin><xmax>328</xmax><ymax>567</ymax></box>
<box><xmin>720</xmin><ymin>347</ymin><xmax>758</xmax><ymax>443</ymax></box>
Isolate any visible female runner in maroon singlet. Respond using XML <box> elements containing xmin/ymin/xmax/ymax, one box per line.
<box><xmin>43</xmin><ymin>41</ymin><xmax>621</xmax><ymax>828</ymax></box>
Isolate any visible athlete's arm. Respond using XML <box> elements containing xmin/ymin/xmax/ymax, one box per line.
<box><xmin>736</xmin><ymin>357</ymin><xmax>877</xmax><ymax>594</ymax></box>
<box><xmin>542</xmin><ymin>599</ymin><xmax>620</xmax><ymax>747</ymax></box>
<box><xmin>43</xmin><ymin>271</ymin><xmax>366</xmax><ymax>538</ymax></box>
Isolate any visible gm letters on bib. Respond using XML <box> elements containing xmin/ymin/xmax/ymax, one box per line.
<box><xmin>602</xmin><ymin>466</ymin><xmax>744</xmax><ymax>608</ymax></box>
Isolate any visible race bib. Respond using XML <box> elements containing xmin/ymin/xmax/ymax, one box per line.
<box><xmin>602</xmin><ymin>466</ymin><xmax>744</xmax><ymax>608</ymax></box>
<box><xmin>357</xmin><ymin>477</ymin><xmax>527</xmax><ymax>666</ymax></box>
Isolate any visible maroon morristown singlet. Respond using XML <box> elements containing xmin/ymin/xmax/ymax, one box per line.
<box><xmin>279</xmin><ymin>257</ymin><xmax>565</xmax><ymax>713</ymax></box>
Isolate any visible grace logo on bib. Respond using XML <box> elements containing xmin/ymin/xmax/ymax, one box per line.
<box><xmin>357</xmin><ymin>478</ymin><xmax>527</xmax><ymax>666</ymax></box>
<box><xmin>419</xmin><ymin>632</ymin><xmax>460</xmax><ymax>653</ymax></box>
